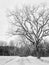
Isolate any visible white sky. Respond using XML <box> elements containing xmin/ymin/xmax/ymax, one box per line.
<box><xmin>0</xmin><ymin>0</ymin><xmax>49</xmax><ymax>42</ymax></box>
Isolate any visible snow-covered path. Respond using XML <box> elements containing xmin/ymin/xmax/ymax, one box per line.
<box><xmin>0</xmin><ymin>56</ymin><xmax>49</xmax><ymax>65</ymax></box>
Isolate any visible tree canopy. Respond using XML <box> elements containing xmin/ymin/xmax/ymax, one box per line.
<box><xmin>7</xmin><ymin>4</ymin><xmax>49</xmax><ymax>45</ymax></box>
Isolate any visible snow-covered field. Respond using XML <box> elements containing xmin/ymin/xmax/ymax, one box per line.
<box><xmin>0</xmin><ymin>56</ymin><xmax>49</xmax><ymax>65</ymax></box>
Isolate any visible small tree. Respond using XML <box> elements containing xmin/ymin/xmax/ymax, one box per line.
<box><xmin>7</xmin><ymin>4</ymin><xmax>49</xmax><ymax>58</ymax></box>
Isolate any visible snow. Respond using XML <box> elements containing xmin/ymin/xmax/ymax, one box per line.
<box><xmin>0</xmin><ymin>56</ymin><xmax>49</xmax><ymax>65</ymax></box>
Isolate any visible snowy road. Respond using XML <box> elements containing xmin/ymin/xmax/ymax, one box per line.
<box><xmin>0</xmin><ymin>56</ymin><xmax>49</xmax><ymax>65</ymax></box>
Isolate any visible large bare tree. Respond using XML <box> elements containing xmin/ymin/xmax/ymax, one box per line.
<box><xmin>7</xmin><ymin>4</ymin><xmax>49</xmax><ymax>58</ymax></box>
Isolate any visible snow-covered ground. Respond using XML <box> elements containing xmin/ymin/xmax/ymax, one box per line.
<box><xmin>0</xmin><ymin>56</ymin><xmax>49</xmax><ymax>65</ymax></box>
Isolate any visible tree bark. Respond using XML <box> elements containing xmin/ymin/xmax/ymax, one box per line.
<box><xmin>36</xmin><ymin>41</ymin><xmax>41</xmax><ymax>59</ymax></box>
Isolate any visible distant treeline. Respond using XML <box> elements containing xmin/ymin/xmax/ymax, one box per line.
<box><xmin>0</xmin><ymin>42</ymin><xmax>49</xmax><ymax>57</ymax></box>
<box><xmin>0</xmin><ymin>46</ymin><xmax>31</xmax><ymax>56</ymax></box>
<box><xmin>0</xmin><ymin>40</ymin><xmax>49</xmax><ymax>57</ymax></box>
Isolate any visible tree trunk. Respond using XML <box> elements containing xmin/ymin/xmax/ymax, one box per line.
<box><xmin>36</xmin><ymin>41</ymin><xmax>41</xmax><ymax>59</ymax></box>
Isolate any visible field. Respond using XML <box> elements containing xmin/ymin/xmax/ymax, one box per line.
<box><xmin>0</xmin><ymin>56</ymin><xmax>49</xmax><ymax>65</ymax></box>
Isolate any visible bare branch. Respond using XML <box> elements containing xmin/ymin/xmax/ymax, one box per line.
<box><xmin>7</xmin><ymin>4</ymin><xmax>49</xmax><ymax>46</ymax></box>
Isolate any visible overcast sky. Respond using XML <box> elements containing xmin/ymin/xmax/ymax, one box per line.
<box><xmin>0</xmin><ymin>0</ymin><xmax>49</xmax><ymax>42</ymax></box>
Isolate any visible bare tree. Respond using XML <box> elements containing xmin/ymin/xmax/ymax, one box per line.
<box><xmin>7</xmin><ymin>4</ymin><xmax>49</xmax><ymax>58</ymax></box>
